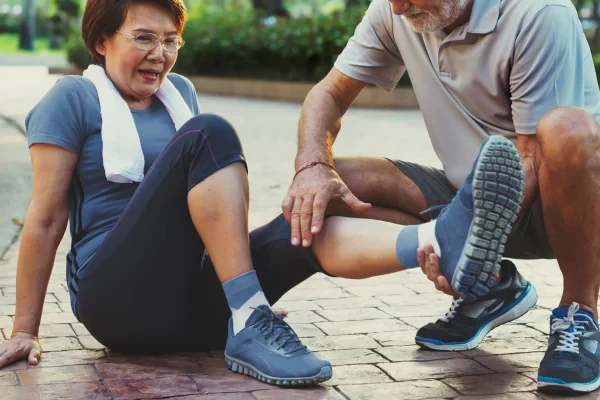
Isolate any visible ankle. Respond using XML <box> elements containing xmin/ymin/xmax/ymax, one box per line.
<box><xmin>559</xmin><ymin>299</ymin><xmax>598</xmax><ymax>320</ymax></box>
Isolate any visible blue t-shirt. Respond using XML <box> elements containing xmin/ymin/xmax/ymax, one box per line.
<box><xmin>25</xmin><ymin>73</ymin><xmax>200</xmax><ymax>311</ymax></box>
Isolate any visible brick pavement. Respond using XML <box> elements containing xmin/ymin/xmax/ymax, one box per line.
<box><xmin>0</xmin><ymin>67</ymin><xmax>586</xmax><ymax>399</ymax></box>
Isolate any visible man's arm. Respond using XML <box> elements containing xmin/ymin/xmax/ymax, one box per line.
<box><xmin>295</xmin><ymin>68</ymin><xmax>367</xmax><ymax>169</ymax></box>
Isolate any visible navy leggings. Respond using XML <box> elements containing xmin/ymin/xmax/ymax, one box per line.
<box><xmin>76</xmin><ymin>114</ymin><xmax>325</xmax><ymax>354</ymax></box>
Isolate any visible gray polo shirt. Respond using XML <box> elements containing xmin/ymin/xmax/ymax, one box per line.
<box><xmin>335</xmin><ymin>0</ymin><xmax>600</xmax><ymax>188</ymax></box>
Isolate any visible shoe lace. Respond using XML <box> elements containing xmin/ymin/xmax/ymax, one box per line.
<box><xmin>440</xmin><ymin>297</ymin><xmax>464</xmax><ymax>323</ymax></box>
<box><xmin>551</xmin><ymin>303</ymin><xmax>592</xmax><ymax>355</ymax></box>
<box><xmin>249</xmin><ymin>307</ymin><xmax>307</xmax><ymax>354</ymax></box>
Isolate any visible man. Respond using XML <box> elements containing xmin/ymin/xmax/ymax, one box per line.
<box><xmin>282</xmin><ymin>0</ymin><xmax>600</xmax><ymax>394</ymax></box>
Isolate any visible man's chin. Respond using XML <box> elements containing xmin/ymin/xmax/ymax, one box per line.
<box><xmin>404</xmin><ymin>15</ymin><xmax>446</xmax><ymax>33</ymax></box>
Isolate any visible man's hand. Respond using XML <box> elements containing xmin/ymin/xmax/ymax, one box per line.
<box><xmin>418</xmin><ymin>244</ymin><xmax>461</xmax><ymax>297</ymax></box>
<box><xmin>282</xmin><ymin>164</ymin><xmax>372</xmax><ymax>247</ymax></box>
<box><xmin>0</xmin><ymin>332</ymin><xmax>42</xmax><ymax>368</ymax></box>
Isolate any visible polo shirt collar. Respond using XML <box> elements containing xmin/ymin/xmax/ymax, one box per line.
<box><xmin>467</xmin><ymin>0</ymin><xmax>501</xmax><ymax>35</ymax></box>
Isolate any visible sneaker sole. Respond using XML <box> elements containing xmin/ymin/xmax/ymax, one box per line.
<box><xmin>415</xmin><ymin>283</ymin><xmax>537</xmax><ymax>351</ymax></box>
<box><xmin>224</xmin><ymin>354</ymin><xmax>333</xmax><ymax>386</ymax></box>
<box><xmin>538</xmin><ymin>375</ymin><xmax>600</xmax><ymax>393</ymax></box>
<box><xmin>451</xmin><ymin>136</ymin><xmax>525</xmax><ymax>300</ymax></box>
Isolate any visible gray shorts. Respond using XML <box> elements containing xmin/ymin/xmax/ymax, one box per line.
<box><xmin>389</xmin><ymin>159</ymin><xmax>555</xmax><ymax>260</ymax></box>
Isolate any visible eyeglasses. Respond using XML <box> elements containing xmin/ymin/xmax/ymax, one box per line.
<box><xmin>116</xmin><ymin>30</ymin><xmax>185</xmax><ymax>53</ymax></box>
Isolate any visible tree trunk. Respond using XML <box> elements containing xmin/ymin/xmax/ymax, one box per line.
<box><xmin>18</xmin><ymin>0</ymin><xmax>36</xmax><ymax>50</ymax></box>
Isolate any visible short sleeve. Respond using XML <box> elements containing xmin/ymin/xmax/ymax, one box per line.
<box><xmin>167</xmin><ymin>73</ymin><xmax>200</xmax><ymax>116</ymax></box>
<box><xmin>510</xmin><ymin>5</ymin><xmax>589</xmax><ymax>134</ymax></box>
<box><xmin>25</xmin><ymin>76</ymin><xmax>88</xmax><ymax>153</ymax></box>
<box><xmin>334</xmin><ymin>0</ymin><xmax>405</xmax><ymax>91</ymax></box>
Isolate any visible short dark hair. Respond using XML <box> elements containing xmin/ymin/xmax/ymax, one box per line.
<box><xmin>82</xmin><ymin>0</ymin><xmax>187</xmax><ymax>65</ymax></box>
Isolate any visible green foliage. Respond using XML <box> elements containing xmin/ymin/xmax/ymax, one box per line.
<box><xmin>66</xmin><ymin>34</ymin><xmax>91</xmax><ymax>66</ymax></box>
<box><xmin>176</xmin><ymin>7</ymin><xmax>367</xmax><ymax>81</ymax></box>
<box><xmin>67</xmin><ymin>7</ymin><xmax>367</xmax><ymax>82</ymax></box>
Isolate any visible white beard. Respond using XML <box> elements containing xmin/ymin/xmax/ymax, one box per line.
<box><xmin>403</xmin><ymin>0</ymin><xmax>471</xmax><ymax>33</ymax></box>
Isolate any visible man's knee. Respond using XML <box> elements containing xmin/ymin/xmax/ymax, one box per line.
<box><xmin>536</xmin><ymin>107</ymin><xmax>600</xmax><ymax>170</ymax></box>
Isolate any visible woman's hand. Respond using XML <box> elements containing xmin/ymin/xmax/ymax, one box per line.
<box><xmin>0</xmin><ymin>332</ymin><xmax>42</xmax><ymax>368</ymax></box>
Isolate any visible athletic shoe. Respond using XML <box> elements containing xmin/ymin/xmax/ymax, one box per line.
<box><xmin>224</xmin><ymin>305</ymin><xmax>332</xmax><ymax>386</ymax></box>
<box><xmin>415</xmin><ymin>260</ymin><xmax>537</xmax><ymax>351</ymax></box>
<box><xmin>433</xmin><ymin>136</ymin><xmax>525</xmax><ymax>300</ymax></box>
<box><xmin>537</xmin><ymin>302</ymin><xmax>600</xmax><ymax>393</ymax></box>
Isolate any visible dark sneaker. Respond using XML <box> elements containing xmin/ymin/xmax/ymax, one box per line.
<box><xmin>224</xmin><ymin>305</ymin><xmax>332</xmax><ymax>386</ymax></box>
<box><xmin>415</xmin><ymin>260</ymin><xmax>537</xmax><ymax>351</ymax></box>
<box><xmin>434</xmin><ymin>136</ymin><xmax>525</xmax><ymax>301</ymax></box>
<box><xmin>537</xmin><ymin>302</ymin><xmax>600</xmax><ymax>393</ymax></box>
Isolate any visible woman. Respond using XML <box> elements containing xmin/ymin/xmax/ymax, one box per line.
<box><xmin>0</xmin><ymin>0</ymin><xmax>528</xmax><ymax>388</ymax></box>
<box><xmin>1</xmin><ymin>0</ymin><xmax>338</xmax><ymax>386</ymax></box>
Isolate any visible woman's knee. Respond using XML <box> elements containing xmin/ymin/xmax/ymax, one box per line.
<box><xmin>177</xmin><ymin>114</ymin><xmax>241</xmax><ymax>146</ymax></box>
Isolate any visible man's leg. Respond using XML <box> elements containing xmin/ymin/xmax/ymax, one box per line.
<box><xmin>534</xmin><ymin>107</ymin><xmax>600</xmax><ymax>394</ymax></box>
<box><xmin>535</xmin><ymin>107</ymin><xmax>600</xmax><ymax>317</ymax></box>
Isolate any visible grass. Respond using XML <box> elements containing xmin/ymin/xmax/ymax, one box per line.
<box><xmin>0</xmin><ymin>33</ymin><xmax>65</xmax><ymax>55</ymax></box>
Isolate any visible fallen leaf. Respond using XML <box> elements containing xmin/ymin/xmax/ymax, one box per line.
<box><xmin>11</xmin><ymin>218</ymin><xmax>23</xmax><ymax>226</ymax></box>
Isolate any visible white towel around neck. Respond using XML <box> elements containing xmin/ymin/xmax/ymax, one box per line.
<box><xmin>82</xmin><ymin>64</ymin><xmax>193</xmax><ymax>183</ymax></box>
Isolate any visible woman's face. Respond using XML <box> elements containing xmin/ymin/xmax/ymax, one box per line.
<box><xmin>96</xmin><ymin>3</ymin><xmax>179</xmax><ymax>108</ymax></box>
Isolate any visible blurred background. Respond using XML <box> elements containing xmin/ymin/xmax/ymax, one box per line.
<box><xmin>1</xmin><ymin>0</ymin><xmax>596</xmax><ymax>84</ymax></box>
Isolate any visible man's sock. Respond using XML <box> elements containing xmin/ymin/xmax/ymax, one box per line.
<box><xmin>396</xmin><ymin>220</ymin><xmax>441</xmax><ymax>268</ymax></box>
<box><xmin>222</xmin><ymin>270</ymin><xmax>270</xmax><ymax>335</ymax></box>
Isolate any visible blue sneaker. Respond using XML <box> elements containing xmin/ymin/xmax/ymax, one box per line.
<box><xmin>537</xmin><ymin>303</ymin><xmax>600</xmax><ymax>394</ymax></box>
<box><xmin>433</xmin><ymin>136</ymin><xmax>524</xmax><ymax>301</ymax></box>
<box><xmin>224</xmin><ymin>305</ymin><xmax>333</xmax><ymax>386</ymax></box>
<box><xmin>415</xmin><ymin>260</ymin><xmax>537</xmax><ymax>351</ymax></box>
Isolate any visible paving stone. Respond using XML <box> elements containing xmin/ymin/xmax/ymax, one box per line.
<box><xmin>316</xmin><ymin>308</ymin><xmax>392</xmax><ymax>322</ymax></box>
<box><xmin>284</xmin><ymin>310</ymin><xmax>326</xmax><ymax>324</ymax></box>
<box><xmin>42</xmin><ymin>336</ymin><xmax>82</xmax><ymax>352</ymax></box>
<box><xmin>71</xmin><ymin>322</ymin><xmax>91</xmax><ymax>336</ymax></box>
<box><xmin>486</xmin><ymin>324</ymin><xmax>546</xmax><ymax>339</ymax></box>
<box><xmin>38</xmin><ymin>349</ymin><xmax>108</xmax><ymax>367</ymax></box>
<box><xmin>535</xmin><ymin>390</ymin><xmax>600</xmax><ymax>399</ymax></box>
<box><xmin>455</xmin><ymin>393</ymin><xmax>542</xmax><ymax>400</ymax></box>
<box><xmin>0</xmin><ymin>316</ymin><xmax>12</xmax><ymax>330</ymax></box>
<box><xmin>316</xmin><ymin>319</ymin><xmax>410</xmax><ymax>335</ymax></box>
<box><xmin>0</xmin><ymin>371</ymin><xmax>17</xmax><ymax>386</ymax></box>
<box><xmin>18</xmin><ymin>365</ymin><xmax>99</xmax><ymax>385</ymax></box>
<box><xmin>279</xmin><ymin>288</ymin><xmax>352</xmax><ymax>301</ymax></box>
<box><xmin>314</xmin><ymin>297</ymin><xmax>387</xmax><ymax>310</ymax></box>
<box><xmin>344</xmin><ymin>284</ymin><xmax>416</xmax><ymax>297</ymax></box>
<box><xmin>399</xmin><ymin>316</ymin><xmax>446</xmax><ymax>329</ymax></box>
<box><xmin>475</xmin><ymin>352</ymin><xmax>545</xmax><ymax>373</ymax></box>
<box><xmin>2</xmin><ymin>284</ymin><xmax>66</xmax><ymax>295</ymax></box>
<box><xmin>326</xmin><ymin>365</ymin><xmax>392</xmax><ymax>386</ymax></box>
<box><xmin>0</xmin><ymin>382</ymin><xmax>111</xmax><ymax>399</ymax></box>
<box><xmin>193</xmin><ymin>372</ymin><xmax>272</xmax><ymax>393</ymax></box>
<box><xmin>302</xmin><ymin>335</ymin><xmax>380</xmax><ymax>351</ymax></box>
<box><xmin>0</xmin><ymin>359</ymin><xmax>29</xmax><ymax>371</ymax></box>
<box><xmin>106</xmin><ymin>376</ymin><xmax>199</xmax><ymax>399</ymax></box>
<box><xmin>379</xmin><ymin>358</ymin><xmax>493</xmax><ymax>381</ymax></box>
<box><xmin>78</xmin><ymin>335</ymin><xmax>106</xmax><ymax>350</ymax></box>
<box><xmin>37</xmin><ymin>323</ymin><xmax>76</xmax><ymax>338</ymax></box>
<box><xmin>376</xmin><ymin>295</ymin><xmax>448</xmax><ymax>307</ymax></box>
<box><xmin>39</xmin><ymin>312</ymin><xmax>78</xmax><ymax>325</ymax></box>
<box><xmin>294</xmin><ymin>324</ymin><xmax>326</xmax><ymax>338</ymax></box>
<box><xmin>272</xmin><ymin>300</ymin><xmax>322</xmax><ymax>311</ymax></box>
<box><xmin>375</xmin><ymin>346</ymin><xmax>466</xmax><ymax>362</ymax></box>
<box><xmin>339</xmin><ymin>380</ymin><xmax>459</xmax><ymax>399</ymax></box>
<box><xmin>253</xmin><ymin>387</ymin><xmax>346</xmax><ymax>399</ymax></box>
<box><xmin>378</xmin><ymin>303</ymin><xmax>449</xmax><ymax>318</ymax></box>
<box><xmin>461</xmin><ymin>337</ymin><xmax>547</xmax><ymax>357</ymax></box>
<box><xmin>96</xmin><ymin>358</ymin><xmax>203</xmax><ymax>380</ymax></box>
<box><xmin>314</xmin><ymin>349</ymin><xmax>388</xmax><ymax>366</ymax></box>
<box><xmin>368</xmin><ymin>329</ymin><xmax>418</xmax><ymax>346</ymax></box>
<box><xmin>443</xmin><ymin>372</ymin><xmax>537</xmax><ymax>395</ymax></box>
<box><xmin>294</xmin><ymin>278</ymin><xmax>340</xmax><ymax>290</ymax></box>
<box><xmin>170</xmin><ymin>394</ymin><xmax>255</xmax><ymax>400</ymax></box>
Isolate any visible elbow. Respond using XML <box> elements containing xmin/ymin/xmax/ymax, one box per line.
<box><xmin>23</xmin><ymin>208</ymin><xmax>68</xmax><ymax>243</ymax></box>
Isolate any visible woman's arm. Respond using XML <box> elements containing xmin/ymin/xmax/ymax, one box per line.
<box><xmin>10</xmin><ymin>143</ymin><xmax>77</xmax><ymax>346</ymax></box>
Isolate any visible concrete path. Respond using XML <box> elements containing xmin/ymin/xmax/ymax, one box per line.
<box><xmin>0</xmin><ymin>67</ymin><xmax>578</xmax><ymax>399</ymax></box>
